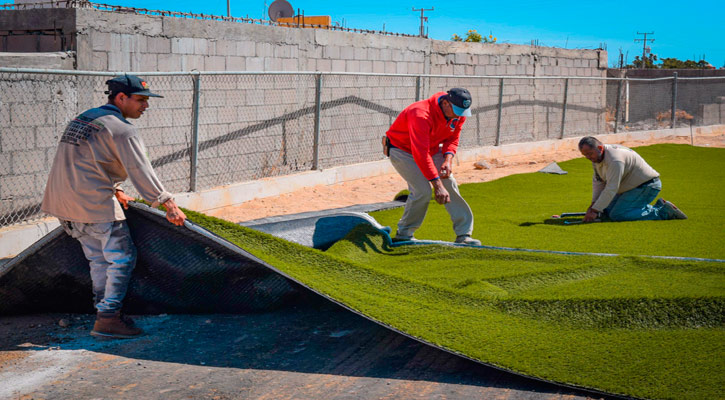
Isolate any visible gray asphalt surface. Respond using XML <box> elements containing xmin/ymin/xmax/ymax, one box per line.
<box><xmin>0</xmin><ymin>298</ymin><xmax>612</xmax><ymax>400</ymax></box>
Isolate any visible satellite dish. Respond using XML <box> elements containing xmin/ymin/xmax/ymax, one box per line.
<box><xmin>268</xmin><ymin>0</ymin><xmax>294</xmax><ymax>22</ymax></box>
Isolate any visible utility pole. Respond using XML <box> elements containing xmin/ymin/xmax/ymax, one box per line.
<box><xmin>412</xmin><ymin>7</ymin><xmax>433</xmax><ymax>37</ymax></box>
<box><xmin>634</xmin><ymin>32</ymin><xmax>654</xmax><ymax>69</ymax></box>
<box><xmin>618</xmin><ymin>50</ymin><xmax>624</xmax><ymax>69</ymax></box>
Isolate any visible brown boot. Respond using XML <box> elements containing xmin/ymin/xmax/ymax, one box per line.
<box><xmin>91</xmin><ymin>311</ymin><xmax>143</xmax><ymax>339</ymax></box>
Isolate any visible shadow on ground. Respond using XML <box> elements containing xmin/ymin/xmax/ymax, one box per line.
<box><xmin>0</xmin><ymin>296</ymin><xmax>614</xmax><ymax>399</ymax></box>
<box><xmin>519</xmin><ymin>218</ymin><xmax>587</xmax><ymax>227</ymax></box>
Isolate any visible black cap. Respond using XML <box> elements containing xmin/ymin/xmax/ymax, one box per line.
<box><xmin>105</xmin><ymin>75</ymin><xmax>163</xmax><ymax>98</ymax></box>
<box><xmin>446</xmin><ymin>87</ymin><xmax>472</xmax><ymax>117</ymax></box>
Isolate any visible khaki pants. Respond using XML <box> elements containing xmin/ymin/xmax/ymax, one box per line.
<box><xmin>389</xmin><ymin>148</ymin><xmax>474</xmax><ymax>239</ymax></box>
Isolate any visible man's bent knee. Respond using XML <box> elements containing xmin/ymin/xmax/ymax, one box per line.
<box><xmin>410</xmin><ymin>186</ymin><xmax>432</xmax><ymax>202</ymax></box>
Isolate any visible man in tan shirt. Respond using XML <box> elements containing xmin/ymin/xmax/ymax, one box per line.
<box><xmin>578</xmin><ymin>136</ymin><xmax>687</xmax><ymax>222</ymax></box>
<box><xmin>42</xmin><ymin>75</ymin><xmax>186</xmax><ymax>338</ymax></box>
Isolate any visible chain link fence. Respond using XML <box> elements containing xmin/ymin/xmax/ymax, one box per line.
<box><xmin>605</xmin><ymin>75</ymin><xmax>725</xmax><ymax>133</ymax></box>
<box><xmin>1</xmin><ymin>68</ymin><xmax>723</xmax><ymax>227</ymax></box>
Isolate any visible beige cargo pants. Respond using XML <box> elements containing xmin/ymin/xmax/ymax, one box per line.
<box><xmin>389</xmin><ymin>147</ymin><xmax>474</xmax><ymax>239</ymax></box>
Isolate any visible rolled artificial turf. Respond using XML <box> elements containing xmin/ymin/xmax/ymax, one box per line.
<box><xmin>182</xmin><ymin>228</ymin><xmax>723</xmax><ymax>399</ymax></box>
<box><xmin>183</xmin><ymin>144</ymin><xmax>723</xmax><ymax>399</ymax></box>
<box><xmin>372</xmin><ymin>144</ymin><xmax>725</xmax><ymax>259</ymax></box>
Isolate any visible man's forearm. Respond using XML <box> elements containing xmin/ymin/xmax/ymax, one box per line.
<box><xmin>430</xmin><ymin>178</ymin><xmax>450</xmax><ymax>204</ymax></box>
<box><xmin>431</xmin><ymin>178</ymin><xmax>445</xmax><ymax>191</ymax></box>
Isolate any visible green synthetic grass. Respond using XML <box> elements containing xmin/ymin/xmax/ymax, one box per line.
<box><xmin>183</xmin><ymin>207</ymin><xmax>725</xmax><ymax>400</ymax></box>
<box><xmin>171</xmin><ymin>144</ymin><xmax>724</xmax><ymax>399</ymax></box>
<box><xmin>372</xmin><ymin>144</ymin><xmax>725</xmax><ymax>259</ymax></box>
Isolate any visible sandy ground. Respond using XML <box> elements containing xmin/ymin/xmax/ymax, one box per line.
<box><xmin>209</xmin><ymin>134</ymin><xmax>725</xmax><ymax>223</ymax></box>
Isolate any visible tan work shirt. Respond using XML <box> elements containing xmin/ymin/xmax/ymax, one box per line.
<box><xmin>591</xmin><ymin>144</ymin><xmax>660</xmax><ymax>211</ymax></box>
<box><xmin>42</xmin><ymin>104</ymin><xmax>172</xmax><ymax>223</ymax></box>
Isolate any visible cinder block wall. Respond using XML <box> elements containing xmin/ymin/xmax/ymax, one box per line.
<box><xmin>68</xmin><ymin>8</ymin><xmax>606</xmax><ymax>179</ymax></box>
<box><xmin>605</xmin><ymin>69</ymin><xmax>725</xmax><ymax>125</ymax></box>
<box><xmin>0</xmin><ymin>8</ymin><xmax>607</xmax><ymax>224</ymax></box>
<box><xmin>0</xmin><ymin>74</ymin><xmax>80</xmax><ymax>221</ymax></box>
<box><xmin>0</xmin><ymin>8</ymin><xmax>76</xmax><ymax>52</ymax></box>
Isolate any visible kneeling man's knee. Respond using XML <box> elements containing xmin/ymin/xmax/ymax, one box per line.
<box><xmin>607</xmin><ymin>210</ymin><xmax>626</xmax><ymax>221</ymax></box>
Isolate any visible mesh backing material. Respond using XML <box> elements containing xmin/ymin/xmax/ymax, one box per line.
<box><xmin>0</xmin><ymin>206</ymin><xmax>301</xmax><ymax>315</ymax></box>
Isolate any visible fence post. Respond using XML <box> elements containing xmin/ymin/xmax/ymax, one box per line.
<box><xmin>312</xmin><ymin>73</ymin><xmax>322</xmax><ymax>170</ymax></box>
<box><xmin>415</xmin><ymin>75</ymin><xmax>421</xmax><ymax>101</ymax></box>
<box><xmin>495</xmin><ymin>77</ymin><xmax>504</xmax><ymax>146</ymax></box>
<box><xmin>671</xmin><ymin>72</ymin><xmax>678</xmax><ymax>129</ymax></box>
<box><xmin>189</xmin><ymin>72</ymin><xmax>201</xmax><ymax>192</ymax></box>
<box><xmin>614</xmin><ymin>78</ymin><xmax>623</xmax><ymax>133</ymax></box>
<box><xmin>624</xmin><ymin>77</ymin><xmax>630</xmax><ymax>123</ymax></box>
<box><xmin>560</xmin><ymin>78</ymin><xmax>569</xmax><ymax>139</ymax></box>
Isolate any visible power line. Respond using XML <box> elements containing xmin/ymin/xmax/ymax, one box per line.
<box><xmin>412</xmin><ymin>7</ymin><xmax>433</xmax><ymax>37</ymax></box>
<box><xmin>634</xmin><ymin>31</ymin><xmax>655</xmax><ymax>68</ymax></box>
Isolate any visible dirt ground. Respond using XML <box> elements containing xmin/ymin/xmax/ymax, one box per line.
<box><xmin>209</xmin><ymin>134</ymin><xmax>725</xmax><ymax>223</ymax></box>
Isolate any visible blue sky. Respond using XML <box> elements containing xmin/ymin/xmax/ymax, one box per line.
<box><xmin>109</xmin><ymin>0</ymin><xmax>724</xmax><ymax>68</ymax></box>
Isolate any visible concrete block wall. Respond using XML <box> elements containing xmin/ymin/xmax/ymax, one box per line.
<box><xmin>0</xmin><ymin>51</ymin><xmax>75</xmax><ymax>69</ymax></box>
<box><xmin>68</xmin><ymin>8</ymin><xmax>606</xmax><ymax>162</ymax></box>
<box><xmin>607</xmin><ymin>78</ymin><xmax>725</xmax><ymax>128</ymax></box>
<box><xmin>0</xmin><ymin>8</ymin><xmax>76</xmax><ymax>53</ymax></box>
<box><xmin>699</xmin><ymin>97</ymin><xmax>725</xmax><ymax>125</ymax></box>
<box><xmin>0</xmin><ymin>71</ymin><xmax>196</xmax><ymax>219</ymax></box>
<box><xmin>317</xmin><ymin>74</ymin><xmax>415</xmax><ymax>168</ymax></box>
<box><xmin>624</xmin><ymin>79</ymin><xmax>673</xmax><ymax>124</ymax></box>
<box><xmin>191</xmin><ymin>74</ymin><xmax>319</xmax><ymax>189</ymax></box>
<box><xmin>0</xmin><ymin>72</ymin><xmax>78</xmax><ymax>225</ymax></box>
<box><xmin>0</xmin><ymin>7</ymin><xmax>611</xmax><ymax>222</ymax></box>
<box><xmin>127</xmin><ymin>75</ymin><xmax>196</xmax><ymax>194</ymax></box>
<box><xmin>680</xmin><ymin>80</ymin><xmax>725</xmax><ymax>125</ymax></box>
<box><xmin>426</xmin><ymin>43</ymin><xmax>606</xmax><ymax>144</ymax></box>
<box><xmin>605</xmin><ymin>69</ymin><xmax>725</xmax><ymax>127</ymax></box>
<box><xmin>67</xmin><ymin>9</ymin><xmax>437</xmax><ymax>180</ymax></box>
<box><xmin>563</xmin><ymin>78</ymin><xmax>607</xmax><ymax>137</ymax></box>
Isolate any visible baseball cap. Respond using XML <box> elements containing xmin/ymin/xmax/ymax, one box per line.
<box><xmin>446</xmin><ymin>88</ymin><xmax>472</xmax><ymax>117</ymax></box>
<box><xmin>105</xmin><ymin>74</ymin><xmax>163</xmax><ymax>98</ymax></box>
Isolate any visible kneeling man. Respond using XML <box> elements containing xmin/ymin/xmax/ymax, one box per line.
<box><xmin>578</xmin><ymin>136</ymin><xmax>687</xmax><ymax>222</ymax></box>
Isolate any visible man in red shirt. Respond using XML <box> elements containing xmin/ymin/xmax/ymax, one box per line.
<box><xmin>385</xmin><ymin>88</ymin><xmax>480</xmax><ymax>245</ymax></box>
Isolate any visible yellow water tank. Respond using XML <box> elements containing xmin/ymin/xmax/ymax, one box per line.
<box><xmin>277</xmin><ymin>16</ymin><xmax>331</xmax><ymax>29</ymax></box>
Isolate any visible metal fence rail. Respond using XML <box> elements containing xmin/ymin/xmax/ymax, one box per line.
<box><xmin>1</xmin><ymin>68</ymin><xmax>723</xmax><ymax>227</ymax></box>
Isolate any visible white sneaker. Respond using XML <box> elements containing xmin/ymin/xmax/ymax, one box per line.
<box><xmin>455</xmin><ymin>235</ymin><xmax>481</xmax><ymax>246</ymax></box>
<box><xmin>392</xmin><ymin>236</ymin><xmax>416</xmax><ymax>243</ymax></box>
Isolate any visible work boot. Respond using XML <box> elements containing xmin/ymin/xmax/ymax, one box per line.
<box><xmin>120</xmin><ymin>312</ymin><xmax>137</xmax><ymax>328</ymax></box>
<box><xmin>91</xmin><ymin>311</ymin><xmax>143</xmax><ymax>339</ymax></box>
<box><xmin>455</xmin><ymin>235</ymin><xmax>481</xmax><ymax>246</ymax></box>
<box><xmin>662</xmin><ymin>200</ymin><xmax>688</xmax><ymax>220</ymax></box>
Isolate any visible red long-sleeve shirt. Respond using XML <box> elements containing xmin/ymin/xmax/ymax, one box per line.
<box><xmin>386</xmin><ymin>92</ymin><xmax>465</xmax><ymax>180</ymax></box>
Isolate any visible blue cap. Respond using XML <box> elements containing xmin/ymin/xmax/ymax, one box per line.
<box><xmin>105</xmin><ymin>75</ymin><xmax>163</xmax><ymax>98</ymax></box>
<box><xmin>446</xmin><ymin>88</ymin><xmax>472</xmax><ymax>117</ymax></box>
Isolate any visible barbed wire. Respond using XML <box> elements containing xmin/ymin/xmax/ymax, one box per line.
<box><xmin>0</xmin><ymin>0</ymin><xmax>419</xmax><ymax>38</ymax></box>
